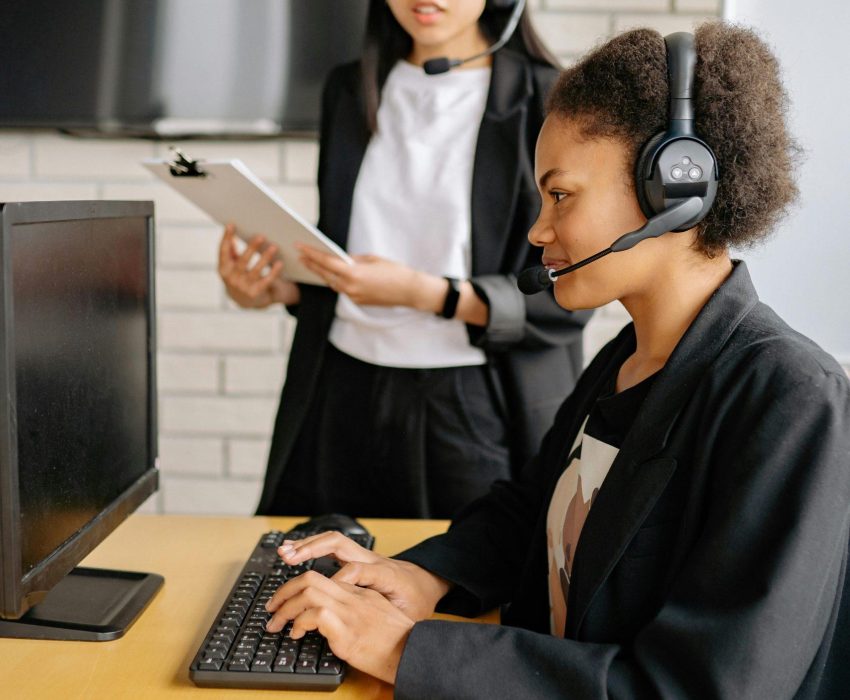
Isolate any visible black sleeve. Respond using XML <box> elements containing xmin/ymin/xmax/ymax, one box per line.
<box><xmin>396</xmin><ymin>368</ymin><xmax>850</xmax><ymax>699</ymax></box>
<box><xmin>466</xmin><ymin>274</ymin><xmax>591</xmax><ymax>352</ymax></box>
<box><xmin>285</xmin><ymin>64</ymin><xmax>348</xmax><ymax>320</ymax></box>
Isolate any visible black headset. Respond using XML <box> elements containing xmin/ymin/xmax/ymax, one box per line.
<box><xmin>635</xmin><ymin>32</ymin><xmax>718</xmax><ymax>232</ymax></box>
<box><xmin>518</xmin><ymin>31</ymin><xmax>720</xmax><ymax>295</ymax></box>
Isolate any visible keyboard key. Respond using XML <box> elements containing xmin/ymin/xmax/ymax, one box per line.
<box><xmin>279</xmin><ymin>641</ymin><xmax>300</xmax><ymax>656</ymax></box>
<box><xmin>318</xmin><ymin>659</ymin><xmax>342</xmax><ymax>675</ymax></box>
<box><xmin>229</xmin><ymin>653</ymin><xmax>252</xmax><ymax>668</ymax></box>
<box><xmin>295</xmin><ymin>657</ymin><xmax>318</xmax><ymax>674</ymax></box>
<box><xmin>273</xmin><ymin>653</ymin><xmax>296</xmax><ymax>673</ymax></box>
<box><xmin>204</xmin><ymin>645</ymin><xmax>228</xmax><ymax>660</ymax></box>
<box><xmin>198</xmin><ymin>657</ymin><xmax>223</xmax><ymax>671</ymax></box>
<box><xmin>252</xmin><ymin>654</ymin><xmax>274</xmax><ymax>672</ymax></box>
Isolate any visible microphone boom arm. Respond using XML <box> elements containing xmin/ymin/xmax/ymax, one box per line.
<box><xmin>423</xmin><ymin>0</ymin><xmax>527</xmax><ymax>75</ymax></box>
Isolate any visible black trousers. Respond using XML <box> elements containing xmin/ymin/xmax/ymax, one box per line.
<box><xmin>266</xmin><ymin>344</ymin><xmax>510</xmax><ymax>519</ymax></box>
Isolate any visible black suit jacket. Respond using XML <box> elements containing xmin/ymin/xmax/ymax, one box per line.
<box><xmin>257</xmin><ymin>50</ymin><xmax>590</xmax><ymax>514</ymax></box>
<box><xmin>394</xmin><ymin>262</ymin><xmax>850</xmax><ymax>699</ymax></box>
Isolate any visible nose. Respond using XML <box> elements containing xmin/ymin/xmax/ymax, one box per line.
<box><xmin>527</xmin><ymin>206</ymin><xmax>555</xmax><ymax>248</ymax></box>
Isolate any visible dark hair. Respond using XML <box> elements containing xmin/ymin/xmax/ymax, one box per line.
<box><xmin>546</xmin><ymin>22</ymin><xmax>800</xmax><ymax>255</ymax></box>
<box><xmin>361</xmin><ymin>0</ymin><xmax>559</xmax><ymax>133</ymax></box>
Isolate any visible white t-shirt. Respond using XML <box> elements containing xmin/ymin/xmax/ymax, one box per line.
<box><xmin>328</xmin><ymin>60</ymin><xmax>491</xmax><ymax>368</ymax></box>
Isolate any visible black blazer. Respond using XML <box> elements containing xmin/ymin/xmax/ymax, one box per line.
<box><xmin>394</xmin><ymin>262</ymin><xmax>850</xmax><ymax>699</ymax></box>
<box><xmin>257</xmin><ymin>50</ymin><xmax>590</xmax><ymax>514</ymax></box>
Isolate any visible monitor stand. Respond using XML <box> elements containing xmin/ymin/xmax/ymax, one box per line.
<box><xmin>0</xmin><ymin>567</ymin><xmax>164</xmax><ymax>641</ymax></box>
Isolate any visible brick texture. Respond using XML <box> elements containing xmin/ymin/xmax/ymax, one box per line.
<box><xmin>0</xmin><ymin>2</ymin><xmax>723</xmax><ymax>517</ymax></box>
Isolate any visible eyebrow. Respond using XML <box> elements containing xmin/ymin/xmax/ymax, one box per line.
<box><xmin>538</xmin><ymin>168</ymin><xmax>568</xmax><ymax>189</ymax></box>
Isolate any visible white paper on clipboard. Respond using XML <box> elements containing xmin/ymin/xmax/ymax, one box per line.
<box><xmin>142</xmin><ymin>156</ymin><xmax>351</xmax><ymax>286</ymax></box>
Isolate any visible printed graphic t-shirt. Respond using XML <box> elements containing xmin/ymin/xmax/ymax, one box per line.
<box><xmin>546</xmin><ymin>371</ymin><xmax>656</xmax><ymax>637</ymax></box>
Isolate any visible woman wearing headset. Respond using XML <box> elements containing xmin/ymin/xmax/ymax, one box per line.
<box><xmin>219</xmin><ymin>0</ymin><xmax>589</xmax><ymax>518</ymax></box>
<box><xmin>262</xmin><ymin>23</ymin><xmax>850</xmax><ymax>698</ymax></box>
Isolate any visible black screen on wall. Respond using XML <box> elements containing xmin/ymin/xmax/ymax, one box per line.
<box><xmin>0</xmin><ymin>0</ymin><xmax>369</xmax><ymax>136</ymax></box>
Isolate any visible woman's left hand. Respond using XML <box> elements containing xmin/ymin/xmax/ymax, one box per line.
<box><xmin>298</xmin><ymin>244</ymin><xmax>439</xmax><ymax>308</ymax></box>
<box><xmin>265</xmin><ymin>570</ymin><xmax>415</xmax><ymax>685</ymax></box>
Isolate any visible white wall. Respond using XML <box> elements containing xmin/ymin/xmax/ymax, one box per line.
<box><xmin>725</xmin><ymin>0</ymin><xmax>850</xmax><ymax>363</ymax></box>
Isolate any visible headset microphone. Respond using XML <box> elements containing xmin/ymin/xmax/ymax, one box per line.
<box><xmin>517</xmin><ymin>196</ymin><xmax>703</xmax><ymax>295</ymax></box>
<box><xmin>423</xmin><ymin>0</ymin><xmax>527</xmax><ymax>75</ymax></box>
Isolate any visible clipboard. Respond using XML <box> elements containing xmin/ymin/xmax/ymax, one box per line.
<box><xmin>142</xmin><ymin>149</ymin><xmax>352</xmax><ymax>286</ymax></box>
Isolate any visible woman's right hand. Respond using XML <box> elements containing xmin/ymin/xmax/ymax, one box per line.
<box><xmin>218</xmin><ymin>225</ymin><xmax>300</xmax><ymax>308</ymax></box>
<box><xmin>276</xmin><ymin>531</ymin><xmax>453</xmax><ymax>622</ymax></box>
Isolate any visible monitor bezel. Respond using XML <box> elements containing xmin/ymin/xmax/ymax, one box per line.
<box><xmin>0</xmin><ymin>200</ymin><xmax>158</xmax><ymax>620</ymax></box>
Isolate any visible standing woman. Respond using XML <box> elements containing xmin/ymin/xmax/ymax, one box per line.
<box><xmin>220</xmin><ymin>0</ymin><xmax>589</xmax><ymax>519</ymax></box>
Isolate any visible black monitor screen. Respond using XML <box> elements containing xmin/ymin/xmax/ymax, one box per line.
<box><xmin>12</xmin><ymin>217</ymin><xmax>151</xmax><ymax>576</ymax></box>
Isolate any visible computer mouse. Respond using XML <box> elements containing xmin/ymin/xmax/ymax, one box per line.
<box><xmin>288</xmin><ymin>514</ymin><xmax>374</xmax><ymax>577</ymax></box>
<box><xmin>289</xmin><ymin>513</ymin><xmax>370</xmax><ymax>540</ymax></box>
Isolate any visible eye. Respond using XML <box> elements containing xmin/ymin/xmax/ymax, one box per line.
<box><xmin>549</xmin><ymin>190</ymin><xmax>570</xmax><ymax>204</ymax></box>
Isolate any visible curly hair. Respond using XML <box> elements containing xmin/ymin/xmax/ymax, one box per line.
<box><xmin>546</xmin><ymin>22</ymin><xmax>800</xmax><ymax>255</ymax></box>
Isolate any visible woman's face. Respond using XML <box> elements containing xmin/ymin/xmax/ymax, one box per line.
<box><xmin>386</xmin><ymin>1</ymin><xmax>488</xmax><ymax>62</ymax></box>
<box><xmin>529</xmin><ymin>115</ymin><xmax>660</xmax><ymax>311</ymax></box>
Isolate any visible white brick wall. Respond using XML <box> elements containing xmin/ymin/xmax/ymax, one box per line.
<box><xmin>0</xmin><ymin>3</ymin><xmax>737</xmax><ymax>516</ymax></box>
<box><xmin>160</xmin><ymin>436</ymin><xmax>225</xmax><ymax>477</ymax></box>
<box><xmin>531</xmin><ymin>0</ymin><xmax>720</xmax><ymax>64</ymax></box>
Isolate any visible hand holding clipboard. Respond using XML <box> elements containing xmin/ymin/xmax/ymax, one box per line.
<box><xmin>142</xmin><ymin>149</ymin><xmax>352</xmax><ymax>287</ymax></box>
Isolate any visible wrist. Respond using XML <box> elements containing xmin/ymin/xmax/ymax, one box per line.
<box><xmin>422</xmin><ymin>570</ymin><xmax>452</xmax><ymax>607</ymax></box>
<box><xmin>401</xmin><ymin>560</ymin><xmax>452</xmax><ymax>610</ymax></box>
<box><xmin>381</xmin><ymin>620</ymin><xmax>414</xmax><ymax>685</ymax></box>
<box><xmin>273</xmin><ymin>281</ymin><xmax>301</xmax><ymax>307</ymax></box>
<box><xmin>410</xmin><ymin>272</ymin><xmax>448</xmax><ymax>314</ymax></box>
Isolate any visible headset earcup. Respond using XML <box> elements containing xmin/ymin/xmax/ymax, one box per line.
<box><xmin>634</xmin><ymin>132</ymin><xmax>667</xmax><ymax>219</ymax></box>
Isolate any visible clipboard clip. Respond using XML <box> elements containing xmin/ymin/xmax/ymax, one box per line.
<box><xmin>167</xmin><ymin>147</ymin><xmax>207</xmax><ymax>177</ymax></box>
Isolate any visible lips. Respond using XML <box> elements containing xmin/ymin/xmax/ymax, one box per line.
<box><xmin>542</xmin><ymin>256</ymin><xmax>572</xmax><ymax>270</ymax></box>
<box><xmin>413</xmin><ymin>2</ymin><xmax>445</xmax><ymax>13</ymax></box>
<box><xmin>412</xmin><ymin>2</ymin><xmax>445</xmax><ymax>23</ymax></box>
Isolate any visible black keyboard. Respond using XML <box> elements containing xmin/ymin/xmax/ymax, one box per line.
<box><xmin>189</xmin><ymin>521</ymin><xmax>374</xmax><ymax>691</ymax></box>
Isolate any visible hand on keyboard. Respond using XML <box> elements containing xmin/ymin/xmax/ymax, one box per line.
<box><xmin>273</xmin><ymin>531</ymin><xmax>452</xmax><ymax>623</ymax></box>
<box><xmin>264</xmin><ymin>569</ymin><xmax>414</xmax><ymax>685</ymax></box>
<box><xmin>190</xmin><ymin>523</ymin><xmax>379</xmax><ymax>690</ymax></box>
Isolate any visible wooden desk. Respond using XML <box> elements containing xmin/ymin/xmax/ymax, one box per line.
<box><xmin>0</xmin><ymin>514</ymin><xmax>494</xmax><ymax>699</ymax></box>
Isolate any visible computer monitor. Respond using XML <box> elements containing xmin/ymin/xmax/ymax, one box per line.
<box><xmin>0</xmin><ymin>200</ymin><xmax>161</xmax><ymax>641</ymax></box>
